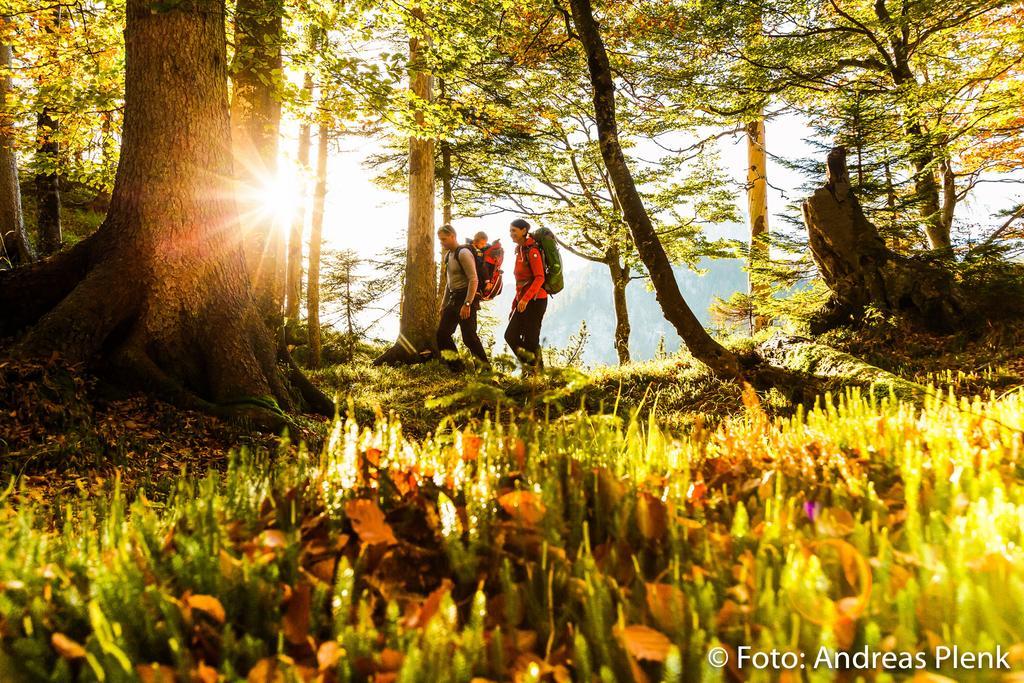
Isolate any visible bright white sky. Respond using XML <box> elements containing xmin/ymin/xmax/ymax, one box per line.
<box><xmin>272</xmin><ymin>112</ymin><xmax>1022</xmax><ymax>344</ymax></box>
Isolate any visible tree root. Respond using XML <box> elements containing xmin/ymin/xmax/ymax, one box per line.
<box><xmin>758</xmin><ymin>333</ymin><xmax>928</xmax><ymax>403</ymax></box>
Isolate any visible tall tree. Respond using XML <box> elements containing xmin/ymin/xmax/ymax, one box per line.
<box><xmin>286</xmin><ymin>71</ymin><xmax>313</xmax><ymax>323</ymax></box>
<box><xmin>232</xmin><ymin>0</ymin><xmax>285</xmax><ymax>316</ymax></box>
<box><xmin>0</xmin><ymin>0</ymin><xmax>329</xmax><ymax>425</ymax></box>
<box><xmin>746</xmin><ymin>113</ymin><xmax>769</xmax><ymax>332</ymax></box>
<box><xmin>34</xmin><ymin>6</ymin><xmax>62</xmax><ymax>255</ymax></box>
<box><xmin>0</xmin><ymin>37</ymin><xmax>32</xmax><ymax>266</ymax></box>
<box><xmin>566</xmin><ymin>0</ymin><xmax>740</xmax><ymax>379</ymax></box>
<box><xmin>307</xmin><ymin>121</ymin><xmax>329</xmax><ymax>369</ymax></box>
<box><xmin>375</xmin><ymin>11</ymin><xmax>437</xmax><ymax>365</ymax></box>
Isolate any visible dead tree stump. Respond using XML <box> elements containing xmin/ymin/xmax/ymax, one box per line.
<box><xmin>803</xmin><ymin>147</ymin><xmax>963</xmax><ymax>333</ymax></box>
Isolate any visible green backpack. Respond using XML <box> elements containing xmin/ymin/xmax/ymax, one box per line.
<box><xmin>530</xmin><ymin>227</ymin><xmax>564</xmax><ymax>295</ymax></box>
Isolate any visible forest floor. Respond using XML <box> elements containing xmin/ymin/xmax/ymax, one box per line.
<box><xmin>1</xmin><ymin>323</ymin><xmax>1023</xmax><ymax>681</ymax></box>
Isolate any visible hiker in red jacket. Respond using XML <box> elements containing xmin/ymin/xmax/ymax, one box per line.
<box><xmin>504</xmin><ymin>218</ymin><xmax>547</xmax><ymax>373</ymax></box>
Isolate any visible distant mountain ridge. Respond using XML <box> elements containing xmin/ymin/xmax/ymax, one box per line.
<box><xmin>539</xmin><ymin>257</ymin><xmax>747</xmax><ymax>366</ymax></box>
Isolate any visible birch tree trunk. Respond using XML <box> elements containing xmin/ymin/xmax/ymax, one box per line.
<box><xmin>746</xmin><ymin>115</ymin><xmax>769</xmax><ymax>333</ymax></box>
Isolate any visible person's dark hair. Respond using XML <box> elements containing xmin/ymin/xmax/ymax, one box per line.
<box><xmin>510</xmin><ymin>218</ymin><xmax>531</xmax><ymax>231</ymax></box>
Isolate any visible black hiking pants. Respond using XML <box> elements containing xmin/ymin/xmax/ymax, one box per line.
<box><xmin>505</xmin><ymin>297</ymin><xmax>547</xmax><ymax>370</ymax></box>
<box><xmin>437</xmin><ymin>289</ymin><xmax>489</xmax><ymax>368</ymax></box>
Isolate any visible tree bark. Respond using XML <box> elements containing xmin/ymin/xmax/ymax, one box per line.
<box><xmin>34</xmin><ymin>7</ymin><xmax>62</xmax><ymax>255</ymax></box>
<box><xmin>0</xmin><ymin>0</ymin><xmax>330</xmax><ymax>428</ymax></box>
<box><xmin>606</xmin><ymin>254</ymin><xmax>631</xmax><ymax>365</ymax></box>
<box><xmin>231</xmin><ymin>0</ymin><xmax>284</xmax><ymax>317</ymax></box>
<box><xmin>375</xmin><ymin>20</ymin><xmax>437</xmax><ymax>366</ymax></box>
<box><xmin>566</xmin><ymin>0</ymin><xmax>740</xmax><ymax>379</ymax></box>
<box><xmin>35</xmin><ymin>112</ymin><xmax>62</xmax><ymax>255</ymax></box>
<box><xmin>286</xmin><ymin>72</ymin><xmax>313</xmax><ymax>323</ymax></box>
<box><xmin>437</xmin><ymin>138</ymin><xmax>453</xmax><ymax>314</ymax></box>
<box><xmin>0</xmin><ymin>39</ymin><xmax>33</xmax><ymax>267</ymax></box>
<box><xmin>803</xmin><ymin>146</ymin><xmax>963</xmax><ymax>334</ymax></box>
<box><xmin>307</xmin><ymin>122</ymin><xmax>329</xmax><ymax>369</ymax></box>
<box><xmin>746</xmin><ymin>114</ymin><xmax>769</xmax><ymax>333</ymax></box>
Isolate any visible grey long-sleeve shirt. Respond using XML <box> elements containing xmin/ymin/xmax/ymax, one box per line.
<box><xmin>444</xmin><ymin>247</ymin><xmax>478</xmax><ymax>305</ymax></box>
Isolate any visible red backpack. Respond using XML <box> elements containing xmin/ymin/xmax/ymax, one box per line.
<box><xmin>460</xmin><ymin>239</ymin><xmax>504</xmax><ymax>302</ymax></box>
<box><xmin>479</xmin><ymin>240</ymin><xmax>504</xmax><ymax>301</ymax></box>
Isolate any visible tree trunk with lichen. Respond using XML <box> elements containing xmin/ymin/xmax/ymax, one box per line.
<box><xmin>0</xmin><ymin>0</ymin><xmax>330</xmax><ymax>428</ymax></box>
<box><xmin>567</xmin><ymin>0</ymin><xmax>740</xmax><ymax>379</ymax></box>
<box><xmin>803</xmin><ymin>146</ymin><xmax>963</xmax><ymax>334</ymax></box>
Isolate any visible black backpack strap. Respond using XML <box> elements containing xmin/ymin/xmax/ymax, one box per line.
<box><xmin>453</xmin><ymin>244</ymin><xmax>473</xmax><ymax>277</ymax></box>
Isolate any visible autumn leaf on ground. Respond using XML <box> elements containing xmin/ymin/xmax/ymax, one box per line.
<box><xmin>403</xmin><ymin>579</ymin><xmax>454</xmax><ymax>628</ymax></box>
<box><xmin>345</xmin><ymin>499</ymin><xmax>398</xmax><ymax>546</ymax></box>
<box><xmin>283</xmin><ymin>580</ymin><xmax>312</xmax><ymax>645</ymax></box>
<box><xmin>498</xmin><ymin>490</ymin><xmax>546</xmax><ymax>525</ymax></box>
<box><xmin>51</xmin><ymin>632</ymin><xmax>87</xmax><ymax>660</ymax></box>
<box><xmin>615</xmin><ymin>624</ymin><xmax>672</xmax><ymax>662</ymax></box>
<box><xmin>636</xmin><ymin>492</ymin><xmax>667</xmax><ymax>541</ymax></box>
<box><xmin>645</xmin><ymin>583</ymin><xmax>687</xmax><ymax>631</ymax></box>
<box><xmin>136</xmin><ymin>663</ymin><xmax>176</xmax><ymax>683</ymax></box>
<box><xmin>185</xmin><ymin>594</ymin><xmax>226</xmax><ymax>624</ymax></box>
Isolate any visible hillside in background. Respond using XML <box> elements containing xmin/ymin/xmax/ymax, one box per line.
<box><xmin>540</xmin><ymin>257</ymin><xmax>747</xmax><ymax>365</ymax></box>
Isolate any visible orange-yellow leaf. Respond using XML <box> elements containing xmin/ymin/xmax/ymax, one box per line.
<box><xmin>636</xmin><ymin>492</ymin><xmax>667</xmax><ymax>541</ymax></box>
<box><xmin>283</xmin><ymin>581</ymin><xmax>312</xmax><ymax>645</ymax></box>
<box><xmin>403</xmin><ymin>579</ymin><xmax>453</xmax><ymax>629</ymax></box>
<box><xmin>345</xmin><ymin>499</ymin><xmax>398</xmax><ymax>546</ymax></box>
<box><xmin>498</xmin><ymin>491</ymin><xmax>546</xmax><ymax>525</ymax></box>
<box><xmin>136</xmin><ymin>664</ymin><xmax>177</xmax><ymax>683</ymax></box>
<box><xmin>317</xmin><ymin>641</ymin><xmax>342</xmax><ymax>671</ymax></box>
<box><xmin>247</xmin><ymin>658</ymin><xmax>285</xmax><ymax>683</ymax></box>
<box><xmin>51</xmin><ymin>632</ymin><xmax>87</xmax><ymax>660</ymax></box>
<box><xmin>187</xmin><ymin>594</ymin><xmax>226</xmax><ymax>624</ymax></box>
<box><xmin>194</xmin><ymin>661</ymin><xmax>219</xmax><ymax>683</ymax></box>
<box><xmin>645</xmin><ymin>583</ymin><xmax>686</xmax><ymax>631</ymax></box>
<box><xmin>616</xmin><ymin>624</ymin><xmax>672</xmax><ymax>662</ymax></box>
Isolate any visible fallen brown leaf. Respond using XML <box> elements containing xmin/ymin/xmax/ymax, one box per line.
<box><xmin>616</xmin><ymin>624</ymin><xmax>672</xmax><ymax>662</ymax></box>
<box><xmin>345</xmin><ymin>499</ymin><xmax>398</xmax><ymax>546</ymax></box>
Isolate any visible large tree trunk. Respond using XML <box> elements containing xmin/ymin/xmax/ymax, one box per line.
<box><xmin>307</xmin><ymin>122</ymin><xmax>328</xmax><ymax>369</ymax></box>
<box><xmin>374</xmin><ymin>21</ymin><xmax>437</xmax><ymax>366</ymax></box>
<box><xmin>567</xmin><ymin>0</ymin><xmax>740</xmax><ymax>379</ymax></box>
<box><xmin>746</xmin><ymin>115</ymin><xmax>769</xmax><ymax>333</ymax></box>
<box><xmin>0</xmin><ymin>0</ymin><xmax>329</xmax><ymax>427</ymax></box>
<box><xmin>803</xmin><ymin>146</ymin><xmax>963</xmax><ymax>334</ymax></box>
<box><xmin>0</xmin><ymin>39</ymin><xmax>33</xmax><ymax>267</ymax></box>
<box><xmin>286</xmin><ymin>72</ymin><xmax>313</xmax><ymax>323</ymax></box>
<box><xmin>232</xmin><ymin>0</ymin><xmax>284</xmax><ymax>317</ymax></box>
<box><xmin>606</xmin><ymin>255</ymin><xmax>631</xmax><ymax>365</ymax></box>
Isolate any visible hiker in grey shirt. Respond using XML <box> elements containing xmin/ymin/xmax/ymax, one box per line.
<box><xmin>436</xmin><ymin>224</ymin><xmax>490</xmax><ymax>369</ymax></box>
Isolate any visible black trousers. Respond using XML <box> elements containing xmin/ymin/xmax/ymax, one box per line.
<box><xmin>505</xmin><ymin>297</ymin><xmax>547</xmax><ymax>368</ymax></box>
<box><xmin>437</xmin><ymin>289</ymin><xmax>489</xmax><ymax>366</ymax></box>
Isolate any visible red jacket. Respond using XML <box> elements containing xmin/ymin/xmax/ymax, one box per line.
<box><xmin>513</xmin><ymin>236</ymin><xmax>547</xmax><ymax>308</ymax></box>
